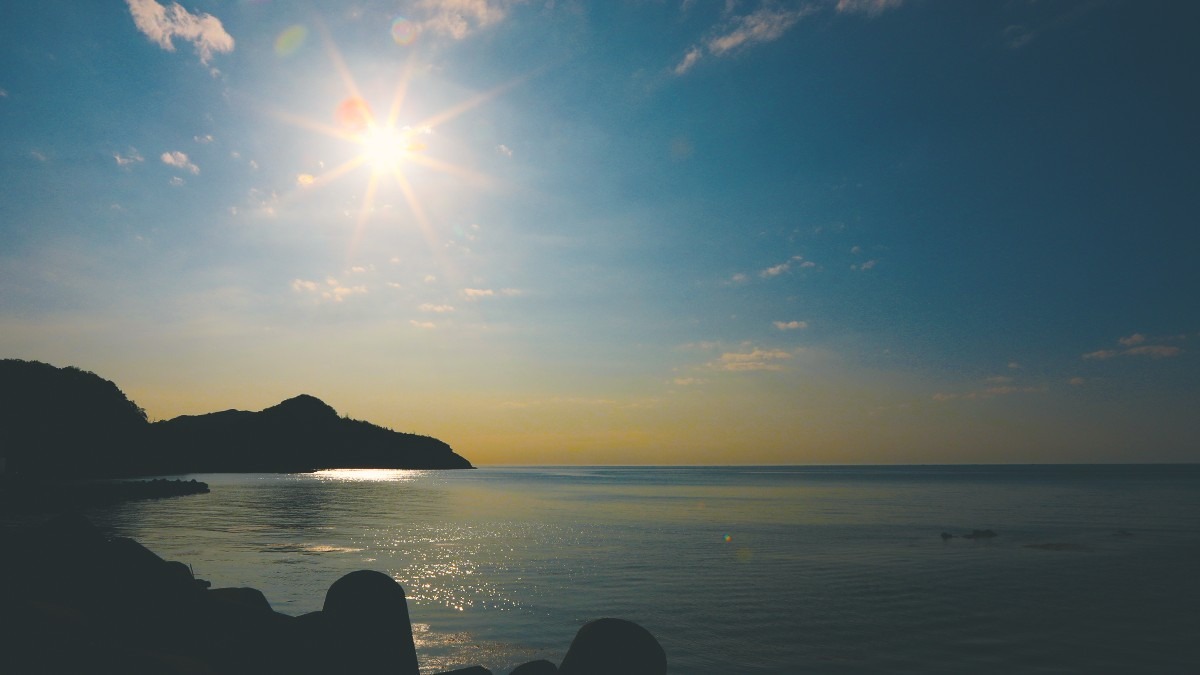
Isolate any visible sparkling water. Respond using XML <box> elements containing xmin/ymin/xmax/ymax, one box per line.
<box><xmin>87</xmin><ymin>465</ymin><xmax>1200</xmax><ymax>673</ymax></box>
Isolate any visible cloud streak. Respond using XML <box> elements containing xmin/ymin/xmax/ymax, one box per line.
<box><xmin>1083</xmin><ymin>334</ymin><xmax>1183</xmax><ymax>361</ymax></box>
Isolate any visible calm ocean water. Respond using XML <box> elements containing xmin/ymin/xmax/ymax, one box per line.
<box><xmin>87</xmin><ymin>465</ymin><xmax>1200</xmax><ymax>674</ymax></box>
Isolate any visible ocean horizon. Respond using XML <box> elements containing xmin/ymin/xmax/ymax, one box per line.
<box><xmin>87</xmin><ymin>464</ymin><xmax>1200</xmax><ymax>673</ymax></box>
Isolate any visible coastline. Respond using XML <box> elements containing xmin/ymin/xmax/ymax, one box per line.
<box><xmin>1</xmin><ymin>513</ymin><xmax>666</xmax><ymax>675</ymax></box>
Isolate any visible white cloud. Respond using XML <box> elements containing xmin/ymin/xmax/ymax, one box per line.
<box><xmin>410</xmin><ymin>320</ymin><xmax>437</xmax><ymax>329</ymax></box>
<box><xmin>161</xmin><ymin>150</ymin><xmax>199</xmax><ymax>174</ymax></box>
<box><xmin>708</xmin><ymin>5</ymin><xmax>811</xmax><ymax>56</ymax></box>
<box><xmin>1082</xmin><ymin>349</ymin><xmax>1118</xmax><ymax>361</ymax></box>
<box><xmin>1007</xmin><ymin>361</ymin><xmax>1022</xmax><ymax>370</ymax></box>
<box><xmin>728</xmin><ymin>273</ymin><xmax>748</xmax><ymax>284</ymax></box>
<box><xmin>168</xmin><ymin>176</ymin><xmax>185</xmax><ymax>187</ymax></box>
<box><xmin>291</xmin><ymin>279</ymin><xmax>318</xmax><ymax>292</ymax></box>
<box><xmin>798</xmin><ymin>261</ymin><xmax>816</xmax><ymax>268</ymax></box>
<box><xmin>835</xmin><ymin>0</ymin><xmax>904</xmax><ymax>17</ymax></box>
<box><xmin>672</xmin><ymin>377</ymin><xmax>705</xmax><ymax>386</ymax></box>
<box><xmin>496</xmin><ymin>144</ymin><xmax>513</xmax><ymax>157</ymax></box>
<box><xmin>114</xmin><ymin>148</ymin><xmax>144</xmax><ymax>167</ymax></box>
<box><xmin>774</xmin><ymin>320</ymin><xmax>807</xmax><ymax>331</ymax></box>
<box><xmin>674</xmin><ymin>46</ymin><xmax>703</xmax><ymax>75</ymax></box>
<box><xmin>760</xmin><ymin>262</ymin><xmax>790</xmax><ymax>278</ymax></box>
<box><xmin>417</xmin><ymin>0</ymin><xmax>514</xmax><ymax>40</ymax></box>
<box><xmin>419</xmin><ymin>303</ymin><xmax>455</xmax><ymax>313</ymax></box>
<box><xmin>30</xmin><ymin>150</ymin><xmax>48</xmax><ymax>162</ymax></box>
<box><xmin>462</xmin><ymin>288</ymin><xmax>495</xmax><ymax>299</ymax></box>
<box><xmin>193</xmin><ymin>134</ymin><xmax>214</xmax><ymax>144</ymax></box>
<box><xmin>126</xmin><ymin>0</ymin><xmax>234</xmax><ymax>65</ymax></box>
<box><xmin>0</xmin><ymin>88</ymin><xmax>7</xmax><ymax>98</ymax></box>
<box><xmin>712</xmin><ymin>348</ymin><xmax>792</xmax><ymax>372</ymax></box>
<box><xmin>851</xmin><ymin>245</ymin><xmax>861</xmax><ymax>254</ymax></box>
<box><xmin>858</xmin><ymin>259</ymin><xmax>877</xmax><ymax>270</ymax></box>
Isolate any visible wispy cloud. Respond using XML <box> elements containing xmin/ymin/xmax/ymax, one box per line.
<box><xmin>835</xmin><ymin>0</ymin><xmax>904</xmax><ymax>17</ymax></box>
<box><xmin>851</xmin><ymin>259</ymin><xmax>877</xmax><ymax>271</ymax></box>
<box><xmin>410</xmin><ymin>320</ymin><xmax>436</xmax><ymax>329</ymax></box>
<box><xmin>1083</xmin><ymin>334</ymin><xmax>1183</xmax><ymax>361</ymax></box>
<box><xmin>933</xmin><ymin>385</ymin><xmax>1044</xmax><ymax>402</ymax></box>
<box><xmin>674</xmin><ymin>46</ymin><xmax>704</xmax><ymax>75</ymax></box>
<box><xmin>161</xmin><ymin>150</ymin><xmax>199</xmax><ymax>174</ymax></box>
<box><xmin>774</xmin><ymin>320</ymin><xmax>807</xmax><ymax>331</ymax></box>
<box><xmin>708</xmin><ymin>5</ymin><xmax>812</xmax><ymax>56</ymax></box>
<box><xmin>126</xmin><ymin>0</ymin><xmax>234</xmax><ymax>65</ymax></box>
<box><xmin>711</xmin><ymin>347</ymin><xmax>792</xmax><ymax>372</ymax></box>
<box><xmin>416</xmin><ymin>0</ymin><xmax>514</xmax><ymax>40</ymax></box>
<box><xmin>1118</xmin><ymin>333</ymin><xmax>1146</xmax><ymax>347</ymax></box>
<box><xmin>292</xmin><ymin>277</ymin><xmax>367</xmax><ymax>303</ymax></box>
<box><xmin>193</xmin><ymin>134</ymin><xmax>214</xmax><ymax>144</ymax></box>
<box><xmin>496</xmin><ymin>144</ymin><xmax>513</xmax><ymax>157</ymax></box>
<box><xmin>114</xmin><ymin>148</ymin><xmax>143</xmax><ymax>167</ymax></box>
<box><xmin>759</xmin><ymin>255</ymin><xmax>808</xmax><ymax>279</ymax></box>
<box><xmin>674</xmin><ymin>3</ymin><xmax>816</xmax><ymax>76</ymax></box>
<box><xmin>419</xmin><ymin>303</ymin><xmax>455</xmax><ymax>313</ymax></box>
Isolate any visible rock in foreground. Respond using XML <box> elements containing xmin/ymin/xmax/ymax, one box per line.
<box><xmin>1</xmin><ymin>515</ymin><xmax>665</xmax><ymax>675</ymax></box>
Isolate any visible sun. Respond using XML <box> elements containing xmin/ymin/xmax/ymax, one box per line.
<box><xmin>270</xmin><ymin>29</ymin><xmax>523</xmax><ymax>255</ymax></box>
<box><xmin>358</xmin><ymin>124</ymin><xmax>426</xmax><ymax>174</ymax></box>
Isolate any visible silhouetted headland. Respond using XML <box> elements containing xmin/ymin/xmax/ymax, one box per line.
<box><xmin>2</xmin><ymin>514</ymin><xmax>667</xmax><ymax>675</ymax></box>
<box><xmin>0</xmin><ymin>359</ymin><xmax>474</xmax><ymax>480</ymax></box>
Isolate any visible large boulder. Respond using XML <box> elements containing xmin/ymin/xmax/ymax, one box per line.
<box><xmin>558</xmin><ymin>618</ymin><xmax>667</xmax><ymax>675</ymax></box>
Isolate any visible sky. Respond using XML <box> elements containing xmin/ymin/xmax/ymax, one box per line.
<box><xmin>1</xmin><ymin>0</ymin><xmax>1198</xmax><ymax>465</ymax></box>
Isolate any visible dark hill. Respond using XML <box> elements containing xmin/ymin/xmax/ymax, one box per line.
<box><xmin>150</xmin><ymin>395</ymin><xmax>473</xmax><ymax>473</ymax></box>
<box><xmin>0</xmin><ymin>359</ymin><xmax>473</xmax><ymax>477</ymax></box>
<box><xmin>0</xmin><ymin>359</ymin><xmax>147</xmax><ymax>477</ymax></box>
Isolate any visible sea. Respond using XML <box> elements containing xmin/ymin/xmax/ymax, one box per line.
<box><xmin>85</xmin><ymin>465</ymin><xmax>1200</xmax><ymax>674</ymax></box>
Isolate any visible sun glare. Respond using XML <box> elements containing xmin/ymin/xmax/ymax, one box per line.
<box><xmin>359</xmin><ymin>124</ymin><xmax>427</xmax><ymax>173</ymax></box>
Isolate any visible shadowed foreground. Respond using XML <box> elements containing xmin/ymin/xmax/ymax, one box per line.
<box><xmin>0</xmin><ymin>514</ymin><xmax>666</xmax><ymax>674</ymax></box>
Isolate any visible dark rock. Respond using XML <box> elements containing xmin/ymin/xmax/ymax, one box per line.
<box><xmin>320</xmin><ymin>570</ymin><xmax>420</xmax><ymax>675</ymax></box>
<box><xmin>559</xmin><ymin>618</ymin><xmax>667</xmax><ymax>675</ymax></box>
<box><xmin>207</xmin><ymin>587</ymin><xmax>274</xmax><ymax>614</ymax></box>
<box><xmin>509</xmin><ymin>659</ymin><xmax>558</xmax><ymax>674</ymax></box>
<box><xmin>434</xmin><ymin>668</ymin><xmax>493</xmax><ymax>675</ymax></box>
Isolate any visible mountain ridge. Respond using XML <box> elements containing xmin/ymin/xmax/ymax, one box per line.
<box><xmin>0</xmin><ymin>359</ymin><xmax>473</xmax><ymax>476</ymax></box>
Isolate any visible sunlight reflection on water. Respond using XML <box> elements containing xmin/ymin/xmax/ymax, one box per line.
<box><xmin>309</xmin><ymin>468</ymin><xmax>427</xmax><ymax>482</ymax></box>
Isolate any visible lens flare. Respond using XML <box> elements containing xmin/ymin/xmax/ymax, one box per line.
<box><xmin>275</xmin><ymin>25</ymin><xmax>308</xmax><ymax>56</ymax></box>
<box><xmin>391</xmin><ymin>17</ymin><xmax>418</xmax><ymax>46</ymax></box>
<box><xmin>335</xmin><ymin>97</ymin><xmax>373</xmax><ymax>133</ymax></box>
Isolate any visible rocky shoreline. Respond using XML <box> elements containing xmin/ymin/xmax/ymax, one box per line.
<box><xmin>0</xmin><ymin>477</ymin><xmax>210</xmax><ymax>515</ymax></box>
<box><xmin>0</xmin><ymin>514</ymin><xmax>667</xmax><ymax>674</ymax></box>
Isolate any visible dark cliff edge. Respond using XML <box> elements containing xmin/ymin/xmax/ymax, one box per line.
<box><xmin>0</xmin><ymin>359</ymin><xmax>473</xmax><ymax>479</ymax></box>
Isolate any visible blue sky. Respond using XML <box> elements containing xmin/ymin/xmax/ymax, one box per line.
<box><xmin>2</xmin><ymin>0</ymin><xmax>1197</xmax><ymax>464</ymax></box>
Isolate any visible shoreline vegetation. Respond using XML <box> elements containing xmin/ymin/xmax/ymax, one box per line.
<box><xmin>0</xmin><ymin>359</ymin><xmax>474</xmax><ymax>478</ymax></box>
<box><xmin>1</xmin><ymin>514</ymin><xmax>667</xmax><ymax>675</ymax></box>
